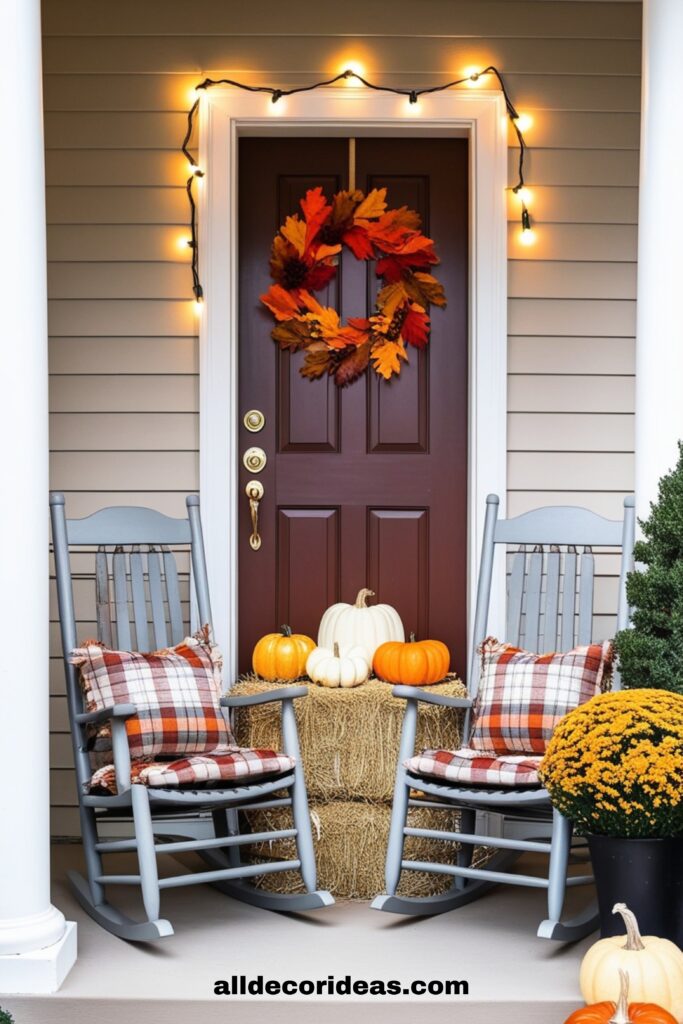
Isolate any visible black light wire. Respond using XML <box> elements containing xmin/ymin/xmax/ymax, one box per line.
<box><xmin>182</xmin><ymin>66</ymin><xmax>530</xmax><ymax>303</ymax></box>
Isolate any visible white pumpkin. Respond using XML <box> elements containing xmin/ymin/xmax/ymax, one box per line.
<box><xmin>306</xmin><ymin>643</ymin><xmax>371</xmax><ymax>689</ymax></box>
<box><xmin>580</xmin><ymin>903</ymin><xmax>683</xmax><ymax>1022</ymax></box>
<box><xmin>317</xmin><ymin>587</ymin><xmax>404</xmax><ymax>660</ymax></box>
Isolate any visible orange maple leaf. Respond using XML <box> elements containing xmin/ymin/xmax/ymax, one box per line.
<box><xmin>376</xmin><ymin>281</ymin><xmax>409</xmax><ymax>318</ymax></box>
<box><xmin>260</xmin><ymin>284</ymin><xmax>304</xmax><ymax>321</ymax></box>
<box><xmin>304</xmin><ymin>306</ymin><xmax>348</xmax><ymax>349</ymax></box>
<box><xmin>354</xmin><ymin>187</ymin><xmax>388</xmax><ymax>220</ymax></box>
<box><xmin>281</xmin><ymin>215</ymin><xmax>307</xmax><ymax>256</ymax></box>
<box><xmin>371</xmin><ymin>338</ymin><xmax>408</xmax><ymax>380</ymax></box>
<box><xmin>301</xmin><ymin>187</ymin><xmax>332</xmax><ymax>250</ymax></box>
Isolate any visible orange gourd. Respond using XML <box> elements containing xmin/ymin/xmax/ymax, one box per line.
<box><xmin>252</xmin><ymin>625</ymin><xmax>315</xmax><ymax>681</ymax></box>
<box><xmin>373</xmin><ymin>633</ymin><xmax>450</xmax><ymax>686</ymax></box>
<box><xmin>564</xmin><ymin>970</ymin><xmax>677</xmax><ymax>1024</ymax></box>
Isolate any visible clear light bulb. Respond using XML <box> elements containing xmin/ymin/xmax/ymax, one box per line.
<box><xmin>514</xmin><ymin>113</ymin><xmax>533</xmax><ymax>133</ymax></box>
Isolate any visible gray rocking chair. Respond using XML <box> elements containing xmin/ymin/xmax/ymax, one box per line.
<box><xmin>372</xmin><ymin>494</ymin><xmax>635</xmax><ymax>940</ymax></box>
<box><xmin>50</xmin><ymin>492</ymin><xmax>333</xmax><ymax>941</ymax></box>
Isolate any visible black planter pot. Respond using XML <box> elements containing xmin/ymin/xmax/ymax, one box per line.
<box><xmin>588</xmin><ymin>834</ymin><xmax>683</xmax><ymax>945</ymax></box>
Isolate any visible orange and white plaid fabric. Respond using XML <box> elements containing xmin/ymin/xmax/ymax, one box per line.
<box><xmin>71</xmin><ymin>628</ymin><xmax>235</xmax><ymax>759</ymax></box>
<box><xmin>89</xmin><ymin>749</ymin><xmax>295</xmax><ymax>794</ymax></box>
<box><xmin>470</xmin><ymin>637</ymin><xmax>613</xmax><ymax>755</ymax></box>
<box><xmin>405</xmin><ymin>748</ymin><xmax>542</xmax><ymax>787</ymax></box>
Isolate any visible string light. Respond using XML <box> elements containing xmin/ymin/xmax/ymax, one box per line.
<box><xmin>181</xmin><ymin>65</ymin><xmax>531</xmax><ymax>303</ymax></box>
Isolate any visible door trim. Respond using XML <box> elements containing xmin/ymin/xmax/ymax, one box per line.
<box><xmin>198</xmin><ymin>87</ymin><xmax>508</xmax><ymax>678</ymax></box>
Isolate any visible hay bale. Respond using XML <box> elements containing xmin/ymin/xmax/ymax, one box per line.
<box><xmin>243</xmin><ymin>800</ymin><xmax>469</xmax><ymax>901</ymax></box>
<box><xmin>232</xmin><ymin>676</ymin><xmax>466</xmax><ymax>802</ymax></box>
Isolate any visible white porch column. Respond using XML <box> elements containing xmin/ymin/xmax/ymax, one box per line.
<box><xmin>635</xmin><ymin>0</ymin><xmax>683</xmax><ymax>519</ymax></box>
<box><xmin>0</xmin><ymin>0</ymin><xmax>76</xmax><ymax>994</ymax></box>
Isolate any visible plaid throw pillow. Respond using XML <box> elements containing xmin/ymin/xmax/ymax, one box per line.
<box><xmin>470</xmin><ymin>637</ymin><xmax>613</xmax><ymax>755</ymax></box>
<box><xmin>71</xmin><ymin>628</ymin><xmax>235</xmax><ymax>759</ymax></box>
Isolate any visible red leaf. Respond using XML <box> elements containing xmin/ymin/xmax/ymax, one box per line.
<box><xmin>342</xmin><ymin>225</ymin><xmax>374</xmax><ymax>260</ymax></box>
<box><xmin>375</xmin><ymin>257</ymin><xmax>405</xmax><ymax>282</ymax></box>
<box><xmin>401</xmin><ymin>303</ymin><xmax>431</xmax><ymax>349</ymax></box>
<box><xmin>304</xmin><ymin>263</ymin><xmax>337</xmax><ymax>291</ymax></box>
<box><xmin>347</xmin><ymin>317</ymin><xmax>370</xmax><ymax>331</ymax></box>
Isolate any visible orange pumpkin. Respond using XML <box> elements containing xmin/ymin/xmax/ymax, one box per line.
<box><xmin>252</xmin><ymin>625</ymin><xmax>315</xmax><ymax>681</ymax></box>
<box><xmin>564</xmin><ymin>969</ymin><xmax>677</xmax><ymax>1024</ymax></box>
<box><xmin>373</xmin><ymin>633</ymin><xmax>450</xmax><ymax>686</ymax></box>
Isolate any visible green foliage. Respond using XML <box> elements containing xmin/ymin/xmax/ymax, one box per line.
<box><xmin>0</xmin><ymin>1008</ymin><xmax>15</xmax><ymax>1024</ymax></box>
<box><xmin>614</xmin><ymin>441</ymin><xmax>683</xmax><ymax>693</ymax></box>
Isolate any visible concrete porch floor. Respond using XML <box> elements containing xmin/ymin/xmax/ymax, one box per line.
<box><xmin>2</xmin><ymin>843</ymin><xmax>595</xmax><ymax>1024</ymax></box>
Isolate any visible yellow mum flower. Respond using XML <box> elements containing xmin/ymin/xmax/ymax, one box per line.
<box><xmin>539</xmin><ymin>689</ymin><xmax>683</xmax><ymax>838</ymax></box>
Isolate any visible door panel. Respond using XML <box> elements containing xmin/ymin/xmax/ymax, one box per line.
<box><xmin>238</xmin><ymin>136</ymin><xmax>469</xmax><ymax>677</ymax></box>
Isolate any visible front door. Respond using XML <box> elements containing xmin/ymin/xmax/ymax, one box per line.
<box><xmin>237</xmin><ymin>135</ymin><xmax>469</xmax><ymax>676</ymax></box>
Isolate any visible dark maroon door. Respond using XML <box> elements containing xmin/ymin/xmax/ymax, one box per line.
<box><xmin>238</xmin><ymin>136</ymin><xmax>469</xmax><ymax>676</ymax></box>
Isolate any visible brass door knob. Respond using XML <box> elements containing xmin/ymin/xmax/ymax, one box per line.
<box><xmin>243</xmin><ymin>446</ymin><xmax>267</xmax><ymax>473</ymax></box>
<box><xmin>243</xmin><ymin>409</ymin><xmax>265</xmax><ymax>433</ymax></box>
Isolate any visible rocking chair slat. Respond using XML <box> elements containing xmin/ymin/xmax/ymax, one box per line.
<box><xmin>541</xmin><ymin>547</ymin><xmax>561</xmax><ymax>653</ymax></box>
<box><xmin>403</xmin><ymin>827</ymin><xmax>552</xmax><ymax>853</ymax></box>
<box><xmin>506</xmin><ymin>548</ymin><xmax>525</xmax><ymax>646</ymax></box>
<box><xmin>162</xmin><ymin>547</ymin><xmax>184</xmax><ymax>645</ymax></box>
<box><xmin>112</xmin><ymin>548</ymin><xmax>131</xmax><ymax>650</ymax></box>
<box><xmin>147</xmin><ymin>547</ymin><xmax>168</xmax><ymax>649</ymax></box>
<box><xmin>523</xmin><ymin>547</ymin><xmax>543</xmax><ymax>652</ymax></box>
<box><xmin>158</xmin><ymin>860</ymin><xmax>301</xmax><ymax>889</ymax></box>
<box><xmin>577</xmin><ymin>549</ymin><xmax>595</xmax><ymax>645</ymax></box>
<box><xmin>129</xmin><ymin>548</ymin><xmax>150</xmax><ymax>653</ymax></box>
<box><xmin>95</xmin><ymin>549</ymin><xmax>113</xmax><ymax>649</ymax></box>
<box><xmin>561</xmin><ymin>548</ymin><xmax>577</xmax><ymax>651</ymax></box>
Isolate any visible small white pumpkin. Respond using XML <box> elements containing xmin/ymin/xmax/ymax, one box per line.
<box><xmin>580</xmin><ymin>903</ymin><xmax>683</xmax><ymax>1022</ymax></box>
<box><xmin>317</xmin><ymin>587</ymin><xmax>404</xmax><ymax>660</ymax></box>
<box><xmin>306</xmin><ymin>643</ymin><xmax>371</xmax><ymax>689</ymax></box>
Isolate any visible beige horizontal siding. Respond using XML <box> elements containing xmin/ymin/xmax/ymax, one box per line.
<box><xmin>42</xmin><ymin>71</ymin><xmax>642</xmax><ymax>113</ymax></box>
<box><xmin>44</xmin><ymin>0</ymin><xmax>640</xmax><ymax>835</ymax></box>
<box><xmin>508</xmin><ymin>337</ymin><xmax>635</xmax><ymax>374</ymax></box>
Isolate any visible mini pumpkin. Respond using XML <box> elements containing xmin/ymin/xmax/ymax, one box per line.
<box><xmin>580</xmin><ymin>905</ymin><xmax>683</xmax><ymax>1023</ymax></box>
<box><xmin>317</xmin><ymin>587</ymin><xmax>404</xmax><ymax>659</ymax></box>
<box><xmin>565</xmin><ymin>968</ymin><xmax>677</xmax><ymax>1024</ymax></box>
<box><xmin>373</xmin><ymin>633</ymin><xmax>450</xmax><ymax>686</ymax></box>
<box><xmin>252</xmin><ymin>625</ymin><xmax>315</xmax><ymax>681</ymax></box>
<box><xmin>306</xmin><ymin>642</ymin><xmax>371</xmax><ymax>689</ymax></box>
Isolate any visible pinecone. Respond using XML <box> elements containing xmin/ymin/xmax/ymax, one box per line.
<box><xmin>386</xmin><ymin>306</ymin><xmax>407</xmax><ymax>341</ymax></box>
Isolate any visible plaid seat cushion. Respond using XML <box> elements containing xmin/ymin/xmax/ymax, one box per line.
<box><xmin>405</xmin><ymin>747</ymin><xmax>542</xmax><ymax>787</ymax></box>
<box><xmin>470</xmin><ymin>637</ymin><xmax>613</xmax><ymax>755</ymax></box>
<box><xmin>71</xmin><ymin>627</ymin><xmax>235</xmax><ymax>759</ymax></box>
<box><xmin>90</xmin><ymin>748</ymin><xmax>295</xmax><ymax>795</ymax></box>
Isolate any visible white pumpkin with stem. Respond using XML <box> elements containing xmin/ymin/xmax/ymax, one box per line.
<box><xmin>306</xmin><ymin>642</ymin><xmax>371</xmax><ymax>689</ymax></box>
<box><xmin>317</xmin><ymin>587</ymin><xmax>404</xmax><ymax>660</ymax></box>
<box><xmin>580</xmin><ymin>903</ymin><xmax>683</xmax><ymax>1022</ymax></box>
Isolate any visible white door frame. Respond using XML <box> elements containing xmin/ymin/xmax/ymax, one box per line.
<box><xmin>197</xmin><ymin>86</ymin><xmax>508</xmax><ymax>676</ymax></box>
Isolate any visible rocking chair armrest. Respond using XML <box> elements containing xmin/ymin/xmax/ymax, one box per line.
<box><xmin>75</xmin><ymin>703</ymin><xmax>138</xmax><ymax>726</ymax></box>
<box><xmin>221</xmin><ymin>685</ymin><xmax>309</xmax><ymax>708</ymax></box>
<box><xmin>391</xmin><ymin>686</ymin><xmax>473</xmax><ymax>710</ymax></box>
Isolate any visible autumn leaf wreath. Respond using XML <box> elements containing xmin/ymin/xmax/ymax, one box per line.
<box><xmin>260</xmin><ymin>186</ymin><xmax>447</xmax><ymax>386</ymax></box>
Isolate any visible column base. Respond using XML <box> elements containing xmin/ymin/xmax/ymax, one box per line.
<box><xmin>0</xmin><ymin>921</ymin><xmax>76</xmax><ymax>994</ymax></box>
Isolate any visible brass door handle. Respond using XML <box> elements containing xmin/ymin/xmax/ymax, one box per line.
<box><xmin>245</xmin><ymin>480</ymin><xmax>264</xmax><ymax>550</ymax></box>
